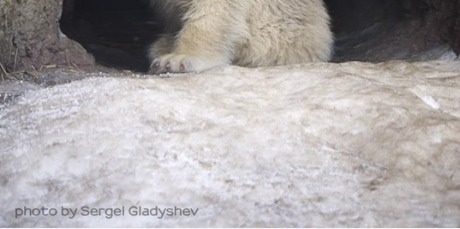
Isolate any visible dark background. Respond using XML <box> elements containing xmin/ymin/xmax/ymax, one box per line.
<box><xmin>60</xmin><ymin>0</ymin><xmax>460</xmax><ymax>71</ymax></box>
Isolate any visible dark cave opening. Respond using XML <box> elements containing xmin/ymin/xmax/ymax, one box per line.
<box><xmin>60</xmin><ymin>0</ymin><xmax>161</xmax><ymax>72</ymax></box>
<box><xmin>60</xmin><ymin>0</ymin><xmax>458</xmax><ymax>72</ymax></box>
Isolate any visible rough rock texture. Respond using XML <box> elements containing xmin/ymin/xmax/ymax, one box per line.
<box><xmin>0</xmin><ymin>0</ymin><xmax>94</xmax><ymax>74</ymax></box>
<box><xmin>0</xmin><ymin>61</ymin><xmax>459</xmax><ymax>227</ymax></box>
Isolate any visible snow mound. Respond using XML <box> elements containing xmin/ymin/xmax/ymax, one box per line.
<box><xmin>1</xmin><ymin>61</ymin><xmax>459</xmax><ymax>227</ymax></box>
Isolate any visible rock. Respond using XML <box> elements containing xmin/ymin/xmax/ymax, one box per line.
<box><xmin>0</xmin><ymin>61</ymin><xmax>459</xmax><ymax>227</ymax></box>
<box><xmin>0</xmin><ymin>0</ymin><xmax>94</xmax><ymax>74</ymax></box>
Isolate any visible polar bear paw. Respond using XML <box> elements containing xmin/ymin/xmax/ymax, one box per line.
<box><xmin>149</xmin><ymin>54</ymin><xmax>225</xmax><ymax>74</ymax></box>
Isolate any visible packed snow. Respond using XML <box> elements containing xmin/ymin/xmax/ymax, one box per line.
<box><xmin>0</xmin><ymin>61</ymin><xmax>459</xmax><ymax>227</ymax></box>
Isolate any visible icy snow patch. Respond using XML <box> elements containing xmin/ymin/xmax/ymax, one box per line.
<box><xmin>0</xmin><ymin>61</ymin><xmax>459</xmax><ymax>227</ymax></box>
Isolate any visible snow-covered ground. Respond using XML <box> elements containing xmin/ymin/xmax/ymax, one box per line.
<box><xmin>0</xmin><ymin>61</ymin><xmax>459</xmax><ymax>227</ymax></box>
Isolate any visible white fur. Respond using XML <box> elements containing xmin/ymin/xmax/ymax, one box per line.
<box><xmin>148</xmin><ymin>0</ymin><xmax>333</xmax><ymax>73</ymax></box>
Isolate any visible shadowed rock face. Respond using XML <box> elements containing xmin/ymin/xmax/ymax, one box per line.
<box><xmin>0</xmin><ymin>0</ymin><xmax>459</xmax><ymax>74</ymax></box>
<box><xmin>327</xmin><ymin>0</ymin><xmax>460</xmax><ymax>62</ymax></box>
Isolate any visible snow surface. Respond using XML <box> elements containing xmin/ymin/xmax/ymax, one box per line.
<box><xmin>0</xmin><ymin>61</ymin><xmax>459</xmax><ymax>227</ymax></box>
